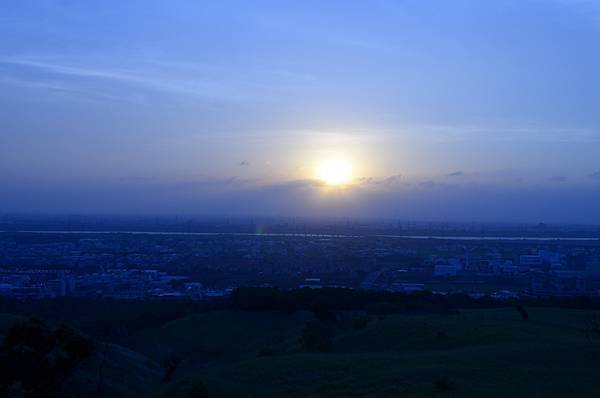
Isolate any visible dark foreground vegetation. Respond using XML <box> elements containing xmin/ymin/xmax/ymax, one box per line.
<box><xmin>0</xmin><ymin>288</ymin><xmax>600</xmax><ymax>397</ymax></box>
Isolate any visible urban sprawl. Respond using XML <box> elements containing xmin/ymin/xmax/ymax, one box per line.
<box><xmin>1</xmin><ymin>226</ymin><xmax>599</xmax><ymax>300</ymax></box>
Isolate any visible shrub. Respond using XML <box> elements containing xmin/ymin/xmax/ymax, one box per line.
<box><xmin>433</xmin><ymin>376</ymin><xmax>456</xmax><ymax>392</ymax></box>
<box><xmin>351</xmin><ymin>316</ymin><xmax>369</xmax><ymax>330</ymax></box>
<box><xmin>187</xmin><ymin>380</ymin><xmax>209</xmax><ymax>398</ymax></box>
<box><xmin>256</xmin><ymin>347</ymin><xmax>276</xmax><ymax>357</ymax></box>
<box><xmin>300</xmin><ymin>320</ymin><xmax>335</xmax><ymax>352</ymax></box>
<box><xmin>0</xmin><ymin>318</ymin><xmax>95</xmax><ymax>397</ymax></box>
<box><xmin>515</xmin><ymin>304</ymin><xmax>529</xmax><ymax>321</ymax></box>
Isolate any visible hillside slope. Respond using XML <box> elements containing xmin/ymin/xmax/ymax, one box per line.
<box><xmin>3</xmin><ymin>307</ymin><xmax>599</xmax><ymax>397</ymax></box>
<box><xmin>150</xmin><ymin>308</ymin><xmax>600</xmax><ymax>397</ymax></box>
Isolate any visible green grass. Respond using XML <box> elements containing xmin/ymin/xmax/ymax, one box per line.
<box><xmin>189</xmin><ymin>345</ymin><xmax>599</xmax><ymax>398</ymax></box>
<box><xmin>62</xmin><ymin>343</ymin><xmax>164</xmax><ymax>398</ymax></box>
<box><xmin>0</xmin><ymin>313</ymin><xmax>163</xmax><ymax>398</ymax></box>
<box><xmin>7</xmin><ymin>306</ymin><xmax>592</xmax><ymax>397</ymax></box>
<box><xmin>0</xmin><ymin>313</ymin><xmax>23</xmax><ymax>333</ymax></box>
<box><xmin>149</xmin><ymin>307</ymin><xmax>600</xmax><ymax>398</ymax></box>
<box><xmin>128</xmin><ymin>310</ymin><xmax>313</xmax><ymax>366</ymax></box>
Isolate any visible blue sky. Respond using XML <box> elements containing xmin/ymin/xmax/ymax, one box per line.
<box><xmin>2</xmin><ymin>0</ymin><xmax>600</xmax><ymax>222</ymax></box>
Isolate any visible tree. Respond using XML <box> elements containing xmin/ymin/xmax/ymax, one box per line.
<box><xmin>161</xmin><ymin>352</ymin><xmax>182</xmax><ymax>383</ymax></box>
<box><xmin>0</xmin><ymin>318</ymin><xmax>94</xmax><ymax>397</ymax></box>
<box><xmin>187</xmin><ymin>380</ymin><xmax>209</xmax><ymax>398</ymax></box>
<box><xmin>515</xmin><ymin>304</ymin><xmax>529</xmax><ymax>321</ymax></box>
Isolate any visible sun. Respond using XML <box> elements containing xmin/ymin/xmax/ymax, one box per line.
<box><xmin>318</xmin><ymin>159</ymin><xmax>353</xmax><ymax>185</ymax></box>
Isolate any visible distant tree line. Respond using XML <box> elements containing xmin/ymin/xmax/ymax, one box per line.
<box><xmin>230</xmin><ymin>287</ymin><xmax>600</xmax><ymax>315</ymax></box>
<box><xmin>0</xmin><ymin>289</ymin><xmax>599</xmax><ymax>346</ymax></box>
<box><xmin>0</xmin><ymin>297</ymin><xmax>226</xmax><ymax>343</ymax></box>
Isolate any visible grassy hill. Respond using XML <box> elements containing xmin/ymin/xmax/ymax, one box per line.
<box><xmin>2</xmin><ymin>298</ymin><xmax>600</xmax><ymax>397</ymax></box>
<box><xmin>0</xmin><ymin>313</ymin><xmax>163</xmax><ymax>398</ymax></box>
<box><xmin>143</xmin><ymin>307</ymin><xmax>600</xmax><ymax>398</ymax></box>
<box><xmin>128</xmin><ymin>310</ymin><xmax>313</xmax><ymax>367</ymax></box>
<box><xmin>61</xmin><ymin>343</ymin><xmax>163</xmax><ymax>398</ymax></box>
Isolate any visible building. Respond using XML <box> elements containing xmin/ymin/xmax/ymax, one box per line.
<box><xmin>433</xmin><ymin>259</ymin><xmax>462</xmax><ymax>276</ymax></box>
<box><xmin>529</xmin><ymin>271</ymin><xmax>586</xmax><ymax>297</ymax></box>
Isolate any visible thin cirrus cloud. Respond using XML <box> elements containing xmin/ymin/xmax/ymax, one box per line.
<box><xmin>0</xmin><ymin>55</ymin><xmax>274</xmax><ymax>102</ymax></box>
<box><xmin>0</xmin><ymin>75</ymin><xmax>143</xmax><ymax>103</ymax></box>
<box><xmin>411</xmin><ymin>124</ymin><xmax>600</xmax><ymax>143</ymax></box>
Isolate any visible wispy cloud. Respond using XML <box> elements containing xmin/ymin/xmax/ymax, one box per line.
<box><xmin>0</xmin><ymin>55</ymin><xmax>268</xmax><ymax>102</ymax></box>
<box><xmin>418</xmin><ymin>180</ymin><xmax>437</xmax><ymax>189</ymax></box>
<box><xmin>412</xmin><ymin>124</ymin><xmax>600</xmax><ymax>143</ymax></box>
<box><xmin>589</xmin><ymin>171</ymin><xmax>600</xmax><ymax>180</ymax></box>
<box><xmin>0</xmin><ymin>76</ymin><xmax>75</xmax><ymax>92</ymax></box>
<box><xmin>0</xmin><ymin>75</ymin><xmax>142</xmax><ymax>103</ymax></box>
<box><xmin>356</xmin><ymin>174</ymin><xmax>403</xmax><ymax>187</ymax></box>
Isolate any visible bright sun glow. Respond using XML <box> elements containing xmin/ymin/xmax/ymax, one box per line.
<box><xmin>318</xmin><ymin>159</ymin><xmax>353</xmax><ymax>185</ymax></box>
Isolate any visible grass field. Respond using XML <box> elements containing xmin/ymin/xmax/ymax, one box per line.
<box><xmin>4</xmin><ymin>306</ymin><xmax>600</xmax><ymax>397</ymax></box>
<box><xmin>135</xmin><ymin>307</ymin><xmax>600</xmax><ymax>397</ymax></box>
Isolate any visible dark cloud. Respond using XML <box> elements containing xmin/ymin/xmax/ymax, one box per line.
<box><xmin>5</xmin><ymin>174</ymin><xmax>600</xmax><ymax>223</ymax></box>
<box><xmin>356</xmin><ymin>177</ymin><xmax>378</xmax><ymax>185</ymax></box>
<box><xmin>356</xmin><ymin>174</ymin><xmax>402</xmax><ymax>186</ymax></box>
<box><xmin>384</xmin><ymin>174</ymin><xmax>403</xmax><ymax>185</ymax></box>
<box><xmin>446</xmin><ymin>171</ymin><xmax>465</xmax><ymax>177</ymax></box>
<box><xmin>239</xmin><ymin>161</ymin><xmax>250</xmax><ymax>166</ymax></box>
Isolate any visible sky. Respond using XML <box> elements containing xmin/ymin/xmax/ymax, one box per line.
<box><xmin>2</xmin><ymin>0</ymin><xmax>600</xmax><ymax>223</ymax></box>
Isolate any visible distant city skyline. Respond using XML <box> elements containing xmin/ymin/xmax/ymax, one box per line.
<box><xmin>2</xmin><ymin>1</ymin><xmax>600</xmax><ymax>222</ymax></box>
